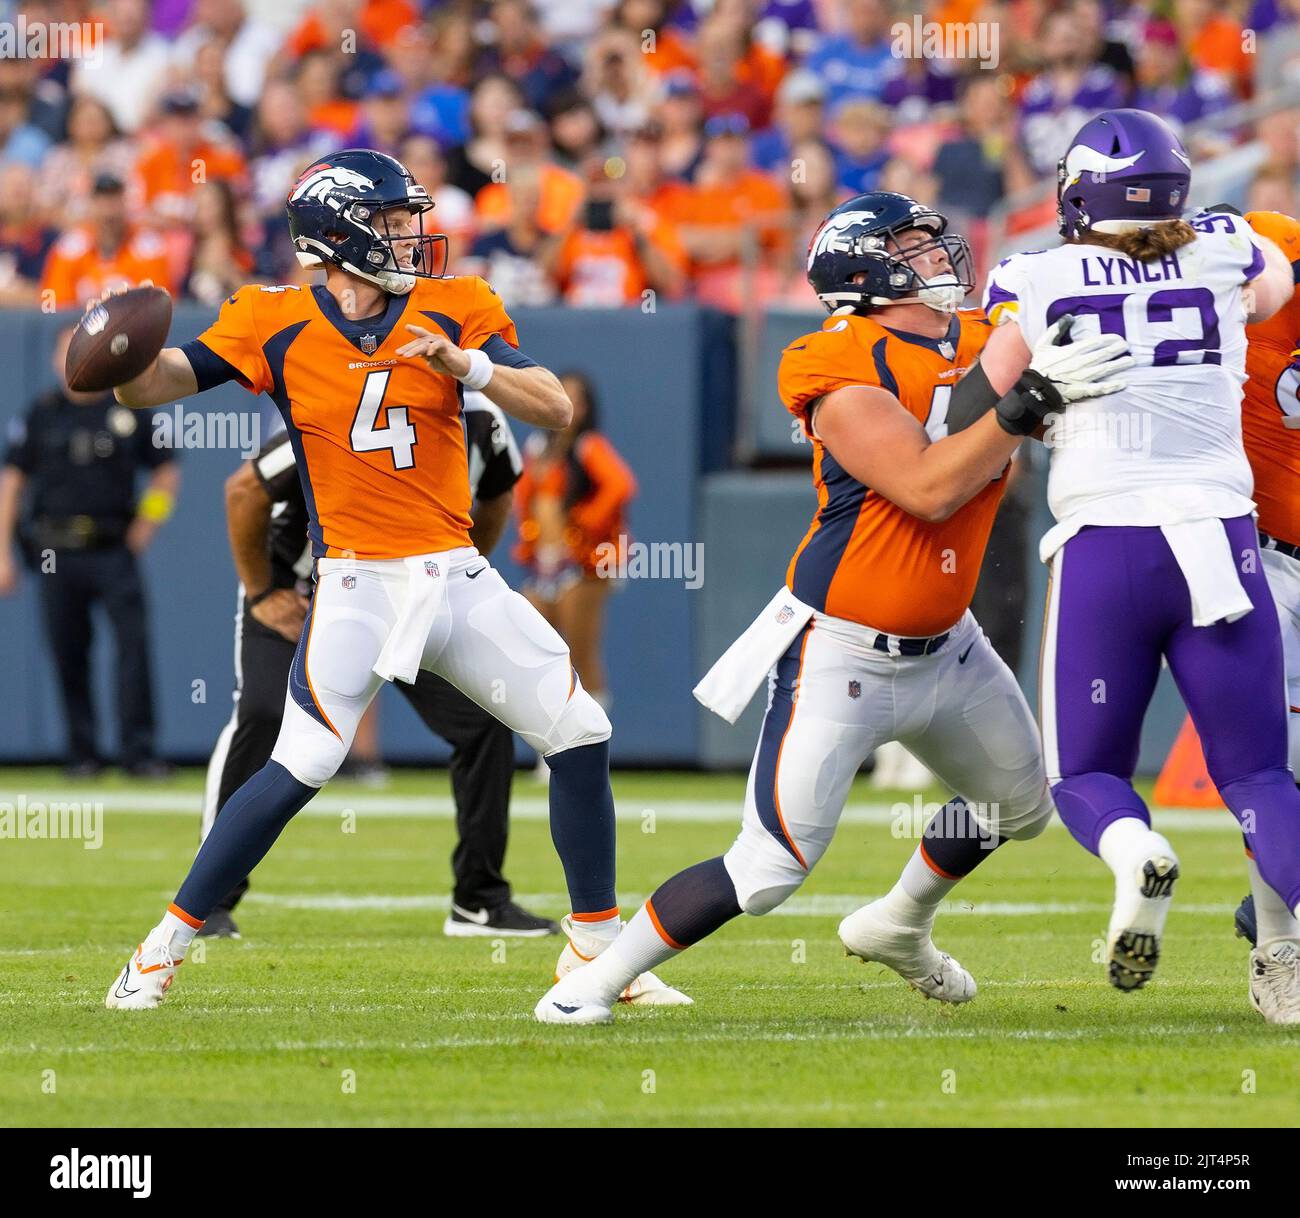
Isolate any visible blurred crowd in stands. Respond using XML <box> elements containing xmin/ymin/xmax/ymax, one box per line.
<box><xmin>4</xmin><ymin>0</ymin><xmax>1300</xmax><ymax>316</ymax></box>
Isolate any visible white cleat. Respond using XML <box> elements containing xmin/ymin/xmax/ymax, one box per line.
<box><xmin>838</xmin><ymin>898</ymin><xmax>976</xmax><ymax>1003</ymax></box>
<box><xmin>1249</xmin><ymin>939</ymin><xmax>1300</xmax><ymax>1025</ymax></box>
<box><xmin>546</xmin><ymin>915</ymin><xmax>693</xmax><ymax>1015</ymax></box>
<box><xmin>105</xmin><ymin>929</ymin><xmax>183</xmax><ymax>1010</ymax></box>
<box><xmin>533</xmin><ymin>973</ymin><xmax>614</xmax><ymax>1025</ymax></box>
<box><xmin>1106</xmin><ymin>843</ymin><xmax>1179</xmax><ymax>992</ymax></box>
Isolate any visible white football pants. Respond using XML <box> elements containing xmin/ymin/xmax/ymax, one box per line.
<box><xmin>1262</xmin><ymin>545</ymin><xmax>1300</xmax><ymax>773</ymax></box>
<box><xmin>271</xmin><ymin>547</ymin><xmax>611</xmax><ymax>787</ymax></box>
<box><xmin>723</xmin><ymin>610</ymin><xmax>1054</xmax><ymax>915</ymax></box>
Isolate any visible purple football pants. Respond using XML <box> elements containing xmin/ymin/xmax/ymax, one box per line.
<box><xmin>1042</xmin><ymin>516</ymin><xmax>1300</xmax><ymax>912</ymax></box>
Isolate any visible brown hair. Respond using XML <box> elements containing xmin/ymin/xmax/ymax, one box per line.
<box><xmin>1073</xmin><ymin>219</ymin><xmax>1198</xmax><ymax>261</ymax></box>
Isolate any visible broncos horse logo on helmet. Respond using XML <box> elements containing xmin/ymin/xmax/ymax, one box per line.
<box><xmin>1057</xmin><ymin>109</ymin><xmax>1192</xmax><ymax>240</ymax></box>
<box><xmin>286</xmin><ymin>148</ymin><xmax>449</xmax><ymax>295</ymax></box>
<box><xmin>806</xmin><ymin>191</ymin><xmax>975</xmax><ymax>316</ymax></box>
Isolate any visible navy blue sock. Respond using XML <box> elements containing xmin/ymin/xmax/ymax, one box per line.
<box><xmin>174</xmin><ymin>761</ymin><xmax>317</xmax><ymax>920</ymax></box>
<box><xmin>546</xmin><ymin>740</ymin><xmax>617</xmax><ymax>915</ymax></box>
<box><xmin>921</xmin><ymin>798</ymin><xmax>1006</xmax><ymax>878</ymax></box>
<box><xmin>648</xmin><ymin>856</ymin><xmax>741</xmax><ymax>947</ymax></box>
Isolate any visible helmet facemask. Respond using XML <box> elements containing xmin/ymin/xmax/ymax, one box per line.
<box><xmin>866</xmin><ymin>226</ymin><xmax>975</xmax><ymax>315</ymax></box>
<box><xmin>292</xmin><ymin>178</ymin><xmax>449</xmax><ymax>295</ymax></box>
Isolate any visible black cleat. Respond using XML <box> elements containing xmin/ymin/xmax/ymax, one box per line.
<box><xmin>1108</xmin><ymin>929</ymin><xmax>1160</xmax><ymax>991</ymax></box>
<box><xmin>443</xmin><ymin>900</ymin><xmax>560</xmax><ymax>938</ymax></box>
<box><xmin>1235</xmin><ymin>894</ymin><xmax>1257</xmax><ymax>948</ymax></box>
<box><xmin>195</xmin><ymin>908</ymin><xmax>241</xmax><ymax>939</ymax></box>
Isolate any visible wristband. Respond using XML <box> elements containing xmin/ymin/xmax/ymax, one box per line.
<box><xmin>136</xmin><ymin>487</ymin><xmax>174</xmax><ymax>524</ymax></box>
<box><xmin>457</xmin><ymin>347</ymin><xmax>493</xmax><ymax>391</ymax></box>
<box><xmin>245</xmin><ymin>586</ymin><xmax>276</xmax><ymax>609</ymax></box>
<box><xmin>995</xmin><ymin>368</ymin><xmax>1063</xmax><ymax>437</ymax></box>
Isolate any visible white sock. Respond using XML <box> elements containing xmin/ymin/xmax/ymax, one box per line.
<box><xmin>1249</xmin><ymin>859</ymin><xmax>1300</xmax><ymax>944</ymax></box>
<box><xmin>896</xmin><ymin>845</ymin><xmax>958</xmax><ymax>908</ymax></box>
<box><xmin>1097</xmin><ymin>817</ymin><xmax>1161</xmax><ymax>878</ymax></box>
<box><xmin>156</xmin><ymin>908</ymin><xmax>200</xmax><ymax>958</ymax></box>
<box><xmin>573</xmin><ymin>905</ymin><xmax>679</xmax><ymax>1003</ymax></box>
<box><xmin>570</xmin><ymin>912</ymin><xmax>620</xmax><ymax>942</ymax></box>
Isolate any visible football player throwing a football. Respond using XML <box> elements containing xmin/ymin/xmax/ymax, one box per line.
<box><xmin>535</xmin><ymin>191</ymin><xmax>1134</xmax><ymax>1024</ymax></box>
<box><xmin>101</xmin><ymin>149</ymin><xmax>688</xmax><ymax>1012</ymax></box>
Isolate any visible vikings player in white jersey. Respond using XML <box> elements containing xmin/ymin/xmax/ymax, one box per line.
<box><xmin>980</xmin><ymin>110</ymin><xmax>1300</xmax><ymax>1022</ymax></box>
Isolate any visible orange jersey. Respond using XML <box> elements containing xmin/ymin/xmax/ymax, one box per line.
<box><xmin>134</xmin><ymin>136</ymin><xmax>247</xmax><ymax>220</ymax></box>
<box><xmin>40</xmin><ymin>224</ymin><xmax>173</xmax><ymax>309</ymax></box>
<box><xmin>191</xmin><ymin>276</ymin><xmax>521</xmax><ymax>560</ymax></box>
<box><xmin>514</xmin><ymin>431</ymin><xmax>637</xmax><ymax>572</ymax></box>
<box><xmin>779</xmin><ymin>309</ymin><xmax>1002</xmax><ymax>636</ymax></box>
<box><xmin>1244</xmin><ymin>210</ymin><xmax>1300</xmax><ymax>546</ymax></box>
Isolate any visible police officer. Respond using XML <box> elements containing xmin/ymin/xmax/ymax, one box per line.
<box><xmin>0</xmin><ymin>326</ymin><xmax>180</xmax><ymax>776</ymax></box>
<box><xmin>199</xmin><ymin>391</ymin><xmax>559</xmax><ymax>939</ymax></box>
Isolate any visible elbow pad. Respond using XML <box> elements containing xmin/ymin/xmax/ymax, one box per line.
<box><xmin>946</xmin><ymin>362</ymin><xmax>999</xmax><ymax>433</ymax></box>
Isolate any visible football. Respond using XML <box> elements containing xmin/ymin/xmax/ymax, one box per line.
<box><xmin>65</xmin><ymin>285</ymin><xmax>172</xmax><ymax>393</ymax></box>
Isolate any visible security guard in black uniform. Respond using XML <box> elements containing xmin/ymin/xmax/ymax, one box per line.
<box><xmin>199</xmin><ymin>390</ymin><xmax>558</xmax><ymax>939</ymax></box>
<box><xmin>0</xmin><ymin>327</ymin><xmax>180</xmax><ymax>775</ymax></box>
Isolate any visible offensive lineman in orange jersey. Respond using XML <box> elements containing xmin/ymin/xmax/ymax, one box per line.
<box><xmin>1227</xmin><ymin>207</ymin><xmax>1300</xmax><ymax>960</ymax></box>
<box><xmin>101</xmin><ymin>150</ymin><xmax>690</xmax><ymax>1012</ymax></box>
<box><xmin>1244</xmin><ymin>210</ymin><xmax>1300</xmax><ymax>772</ymax></box>
<box><xmin>535</xmin><ymin>192</ymin><xmax>1134</xmax><ymax>1024</ymax></box>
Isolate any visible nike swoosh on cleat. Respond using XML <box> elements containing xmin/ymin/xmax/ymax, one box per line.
<box><xmin>553</xmin><ymin>1003</ymin><xmax>581</xmax><ymax>1014</ymax></box>
<box><xmin>451</xmin><ymin>903</ymin><xmax>491</xmax><ymax>924</ymax></box>
<box><xmin>113</xmin><ymin>972</ymin><xmax>140</xmax><ymax>999</ymax></box>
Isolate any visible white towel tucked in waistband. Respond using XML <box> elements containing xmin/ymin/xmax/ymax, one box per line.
<box><xmin>372</xmin><ymin>556</ymin><xmax>449</xmax><ymax>684</ymax></box>
<box><xmin>1160</xmin><ymin>519</ymin><xmax>1253</xmax><ymax>627</ymax></box>
<box><xmin>693</xmin><ymin>586</ymin><xmax>814</xmax><ymax>723</ymax></box>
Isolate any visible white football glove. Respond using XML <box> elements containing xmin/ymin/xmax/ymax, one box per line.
<box><xmin>1028</xmin><ymin>314</ymin><xmax>1135</xmax><ymax>403</ymax></box>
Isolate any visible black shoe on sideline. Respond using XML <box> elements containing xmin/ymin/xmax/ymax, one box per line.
<box><xmin>196</xmin><ymin>908</ymin><xmax>241</xmax><ymax>939</ymax></box>
<box><xmin>443</xmin><ymin>900</ymin><xmax>560</xmax><ymax>938</ymax></box>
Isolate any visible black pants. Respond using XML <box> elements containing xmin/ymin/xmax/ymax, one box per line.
<box><xmin>37</xmin><ymin>545</ymin><xmax>156</xmax><ymax>767</ymax></box>
<box><xmin>202</xmin><ymin>596</ymin><xmax>515</xmax><ymax>913</ymax></box>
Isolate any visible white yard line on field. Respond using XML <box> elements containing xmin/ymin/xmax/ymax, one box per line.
<box><xmin>0</xmin><ymin>788</ymin><xmax>1244</xmax><ymax>832</ymax></box>
<box><xmin>243</xmin><ymin>891</ymin><xmax>1239</xmax><ymax>917</ymax></box>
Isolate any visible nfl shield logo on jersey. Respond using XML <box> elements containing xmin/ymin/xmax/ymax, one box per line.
<box><xmin>848</xmin><ymin>680</ymin><xmax>861</xmax><ymax>700</ymax></box>
<box><xmin>939</xmin><ymin>340</ymin><xmax>954</xmax><ymax>359</ymax></box>
<box><xmin>360</xmin><ymin>333</ymin><xmax>378</xmax><ymax>355</ymax></box>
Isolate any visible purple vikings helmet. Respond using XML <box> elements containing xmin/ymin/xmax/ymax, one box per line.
<box><xmin>1057</xmin><ymin>109</ymin><xmax>1192</xmax><ymax>240</ymax></box>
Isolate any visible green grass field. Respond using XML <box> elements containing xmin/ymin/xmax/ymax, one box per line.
<box><xmin>0</xmin><ymin>766</ymin><xmax>1295</xmax><ymax>1127</ymax></box>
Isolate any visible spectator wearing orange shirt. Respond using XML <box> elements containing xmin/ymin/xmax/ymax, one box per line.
<box><xmin>614</xmin><ymin>0</ymin><xmax>698</xmax><ymax>77</ymax></box>
<box><xmin>623</xmin><ymin>122</ymin><xmax>693</xmax><ymax>223</ymax></box>
<box><xmin>296</xmin><ymin>48</ymin><xmax>360</xmax><ymax>142</ymax></box>
<box><xmin>663</xmin><ymin>114</ymin><xmax>789</xmax><ymax>273</ymax></box>
<box><xmin>41</xmin><ymin>173</ymin><xmax>173</xmax><ymax>310</ymax></box>
<box><xmin>133</xmin><ymin>90</ymin><xmax>247</xmax><ymax>229</ymax></box>
<box><xmin>287</xmin><ymin>0</ymin><xmax>419</xmax><ymax>56</ymax></box>
<box><xmin>475</xmin><ymin>109</ymin><xmax>585</xmax><ymax>235</ymax></box>
<box><xmin>514</xmin><ymin>371</ymin><xmax>636</xmax><ymax>717</ymax></box>
<box><xmin>544</xmin><ymin>157</ymin><xmax>686</xmax><ymax>306</ymax></box>
<box><xmin>1173</xmin><ymin>0</ymin><xmax>1253</xmax><ymax>98</ymax></box>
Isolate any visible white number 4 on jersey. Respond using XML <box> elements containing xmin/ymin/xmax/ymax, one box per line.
<box><xmin>351</xmin><ymin>369</ymin><xmax>417</xmax><ymax>469</ymax></box>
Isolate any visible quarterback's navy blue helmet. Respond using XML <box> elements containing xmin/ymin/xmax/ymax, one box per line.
<box><xmin>286</xmin><ymin>149</ymin><xmax>448</xmax><ymax>295</ymax></box>
<box><xmin>806</xmin><ymin>191</ymin><xmax>974</xmax><ymax>315</ymax></box>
